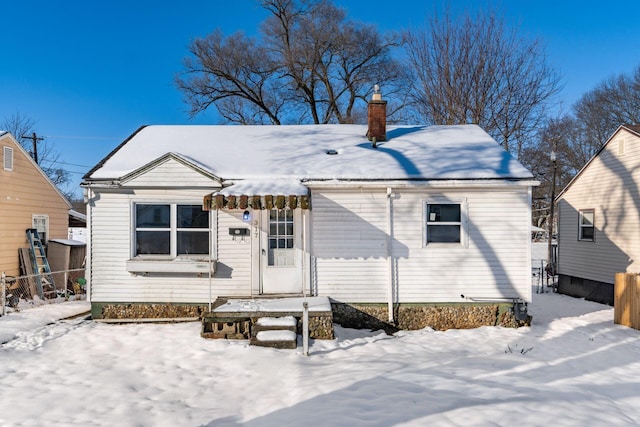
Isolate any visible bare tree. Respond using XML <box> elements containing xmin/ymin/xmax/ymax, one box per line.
<box><xmin>572</xmin><ymin>65</ymin><xmax>640</xmax><ymax>152</ymax></box>
<box><xmin>521</xmin><ymin>116</ymin><xmax>576</xmax><ymax>228</ymax></box>
<box><xmin>403</xmin><ymin>9</ymin><xmax>561</xmax><ymax>157</ymax></box>
<box><xmin>177</xmin><ymin>0</ymin><xmax>403</xmax><ymax>125</ymax></box>
<box><xmin>1</xmin><ymin>112</ymin><xmax>71</xmax><ymax>192</ymax></box>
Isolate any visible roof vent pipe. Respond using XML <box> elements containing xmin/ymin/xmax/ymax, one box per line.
<box><xmin>367</xmin><ymin>84</ymin><xmax>387</xmax><ymax>146</ymax></box>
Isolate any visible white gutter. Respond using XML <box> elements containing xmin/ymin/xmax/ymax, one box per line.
<box><xmin>386</xmin><ymin>187</ymin><xmax>394</xmax><ymax>323</ymax></box>
<box><xmin>304</xmin><ymin>179</ymin><xmax>540</xmax><ymax>189</ymax></box>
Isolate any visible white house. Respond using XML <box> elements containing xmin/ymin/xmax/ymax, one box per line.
<box><xmin>556</xmin><ymin>124</ymin><xmax>640</xmax><ymax>305</ymax></box>
<box><xmin>82</xmin><ymin>97</ymin><xmax>537</xmax><ymax>328</ymax></box>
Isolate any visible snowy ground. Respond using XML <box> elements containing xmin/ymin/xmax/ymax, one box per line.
<box><xmin>1</xmin><ymin>288</ymin><xmax>639</xmax><ymax>426</ymax></box>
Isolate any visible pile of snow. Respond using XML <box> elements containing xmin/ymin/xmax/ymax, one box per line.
<box><xmin>1</xmin><ymin>292</ymin><xmax>639</xmax><ymax>425</ymax></box>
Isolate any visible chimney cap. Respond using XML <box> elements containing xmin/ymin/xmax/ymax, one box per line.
<box><xmin>372</xmin><ymin>84</ymin><xmax>382</xmax><ymax>101</ymax></box>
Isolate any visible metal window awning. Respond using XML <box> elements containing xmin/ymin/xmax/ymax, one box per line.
<box><xmin>204</xmin><ymin>179</ymin><xmax>311</xmax><ymax>210</ymax></box>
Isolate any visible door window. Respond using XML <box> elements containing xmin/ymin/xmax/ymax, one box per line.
<box><xmin>268</xmin><ymin>209</ymin><xmax>294</xmax><ymax>266</ymax></box>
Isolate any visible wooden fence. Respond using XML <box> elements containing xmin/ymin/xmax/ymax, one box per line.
<box><xmin>614</xmin><ymin>273</ymin><xmax>640</xmax><ymax>330</ymax></box>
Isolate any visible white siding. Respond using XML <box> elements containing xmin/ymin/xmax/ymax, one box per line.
<box><xmin>394</xmin><ymin>189</ymin><xmax>531</xmax><ymax>303</ymax></box>
<box><xmin>89</xmin><ymin>188</ymin><xmax>251</xmax><ymax>304</ymax></box>
<box><xmin>311</xmin><ymin>191</ymin><xmax>388</xmax><ymax>302</ymax></box>
<box><xmin>558</xmin><ymin>129</ymin><xmax>640</xmax><ymax>284</ymax></box>
<box><xmin>123</xmin><ymin>158</ymin><xmax>218</xmax><ymax>188</ymax></box>
<box><xmin>311</xmin><ymin>187</ymin><xmax>532</xmax><ymax>303</ymax></box>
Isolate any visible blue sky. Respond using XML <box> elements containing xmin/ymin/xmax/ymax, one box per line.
<box><xmin>2</xmin><ymin>0</ymin><xmax>639</xmax><ymax>198</ymax></box>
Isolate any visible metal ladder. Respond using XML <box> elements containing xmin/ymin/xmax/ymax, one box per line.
<box><xmin>26</xmin><ymin>228</ymin><xmax>55</xmax><ymax>299</ymax></box>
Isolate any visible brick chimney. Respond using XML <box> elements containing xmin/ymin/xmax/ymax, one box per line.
<box><xmin>367</xmin><ymin>85</ymin><xmax>387</xmax><ymax>148</ymax></box>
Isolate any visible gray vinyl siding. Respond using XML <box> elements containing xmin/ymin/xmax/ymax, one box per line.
<box><xmin>311</xmin><ymin>187</ymin><xmax>532</xmax><ymax>303</ymax></box>
<box><xmin>557</xmin><ymin>129</ymin><xmax>640</xmax><ymax>284</ymax></box>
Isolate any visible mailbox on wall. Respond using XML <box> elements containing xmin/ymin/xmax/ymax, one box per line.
<box><xmin>229</xmin><ymin>228</ymin><xmax>250</xmax><ymax>236</ymax></box>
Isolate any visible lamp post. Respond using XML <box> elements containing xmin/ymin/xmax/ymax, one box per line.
<box><xmin>547</xmin><ymin>144</ymin><xmax>558</xmax><ymax>276</ymax></box>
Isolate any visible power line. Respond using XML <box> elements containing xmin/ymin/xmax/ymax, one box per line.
<box><xmin>39</xmin><ymin>159</ymin><xmax>92</xmax><ymax>168</ymax></box>
<box><xmin>45</xmin><ymin>134</ymin><xmax>121</xmax><ymax>141</ymax></box>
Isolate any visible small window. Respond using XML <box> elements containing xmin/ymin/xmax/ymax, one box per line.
<box><xmin>426</xmin><ymin>203</ymin><xmax>461</xmax><ymax>243</ymax></box>
<box><xmin>32</xmin><ymin>214</ymin><xmax>49</xmax><ymax>245</ymax></box>
<box><xmin>3</xmin><ymin>146</ymin><xmax>13</xmax><ymax>171</ymax></box>
<box><xmin>134</xmin><ymin>203</ymin><xmax>209</xmax><ymax>257</ymax></box>
<box><xmin>579</xmin><ymin>209</ymin><xmax>595</xmax><ymax>241</ymax></box>
<box><xmin>618</xmin><ymin>138</ymin><xmax>625</xmax><ymax>155</ymax></box>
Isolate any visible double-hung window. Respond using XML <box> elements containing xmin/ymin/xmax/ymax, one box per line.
<box><xmin>134</xmin><ymin>203</ymin><xmax>209</xmax><ymax>257</ymax></box>
<box><xmin>578</xmin><ymin>209</ymin><xmax>595</xmax><ymax>242</ymax></box>
<box><xmin>425</xmin><ymin>202</ymin><xmax>464</xmax><ymax>244</ymax></box>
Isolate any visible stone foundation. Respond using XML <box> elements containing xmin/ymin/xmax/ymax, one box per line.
<box><xmin>332</xmin><ymin>302</ymin><xmax>530</xmax><ymax>333</ymax></box>
<box><xmin>92</xmin><ymin>301</ymin><xmax>529</xmax><ymax>336</ymax></box>
<box><xmin>305</xmin><ymin>314</ymin><xmax>334</xmax><ymax>339</ymax></box>
<box><xmin>93</xmin><ymin>302</ymin><xmax>206</xmax><ymax>320</ymax></box>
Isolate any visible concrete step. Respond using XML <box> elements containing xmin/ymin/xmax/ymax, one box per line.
<box><xmin>250</xmin><ymin>330</ymin><xmax>297</xmax><ymax>349</ymax></box>
<box><xmin>251</xmin><ymin>316</ymin><xmax>297</xmax><ymax>336</ymax></box>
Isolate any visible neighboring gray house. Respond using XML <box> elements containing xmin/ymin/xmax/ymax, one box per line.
<box><xmin>82</xmin><ymin>95</ymin><xmax>537</xmax><ymax>328</ymax></box>
<box><xmin>556</xmin><ymin>124</ymin><xmax>640</xmax><ymax>305</ymax></box>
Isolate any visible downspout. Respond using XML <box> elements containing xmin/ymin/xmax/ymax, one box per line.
<box><xmin>386</xmin><ymin>187</ymin><xmax>394</xmax><ymax>323</ymax></box>
<box><xmin>208</xmin><ymin>208</ymin><xmax>215</xmax><ymax>312</ymax></box>
<box><xmin>84</xmin><ymin>187</ymin><xmax>92</xmax><ymax>304</ymax></box>
<box><xmin>302</xmin><ymin>209</ymin><xmax>307</xmax><ymax>298</ymax></box>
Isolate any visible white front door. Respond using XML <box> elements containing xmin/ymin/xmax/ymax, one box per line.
<box><xmin>261</xmin><ymin>209</ymin><xmax>303</xmax><ymax>294</ymax></box>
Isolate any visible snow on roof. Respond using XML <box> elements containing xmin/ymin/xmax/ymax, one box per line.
<box><xmin>214</xmin><ymin>296</ymin><xmax>332</xmax><ymax>313</ymax></box>
<box><xmin>68</xmin><ymin>209</ymin><xmax>87</xmax><ymax>221</ymax></box>
<box><xmin>217</xmin><ymin>179</ymin><xmax>309</xmax><ymax>196</ymax></box>
<box><xmin>86</xmin><ymin>124</ymin><xmax>533</xmax><ymax>182</ymax></box>
<box><xmin>49</xmin><ymin>239</ymin><xmax>86</xmax><ymax>246</ymax></box>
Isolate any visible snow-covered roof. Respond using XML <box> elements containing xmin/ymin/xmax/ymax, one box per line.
<box><xmin>217</xmin><ymin>179</ymin><xmax>309</xmax><ymax>197</ymax></box>
<box><xmin>68</xmin><ymin>209</ymin><xmax>87</xmax><ymax>221</ymax></box>
<box><xmin>85</xmin><ymin>124</ymin><xmax>533</xmax><ymax>183</ymax></box>
<box><xmin>49</xmin><ymin>238</ymin><xmax>86</xmax><ymax>246</ymax></box>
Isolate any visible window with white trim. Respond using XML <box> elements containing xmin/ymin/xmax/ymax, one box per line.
<box><xmin>32</xmin><ymin>214</ymin><xmax>49</xmax><ymax>245</ymax></box>
<box><xmin>134</xmin><ymin>203</ymin><xmax>209</xmax><ymax>257</ymax></box>
<box><xmin>3</xmin><ymin>146</ymin><xmax>13</xmax><ymax>171</ymax></box>
<box><xmin>425</xmin><ymin>202</ymin><xmax>463</xmax><ymax>244</ymax></box>
<box><xmin>578</xmin><ymin>209</ymin><xmax>595</xmax><ymax>241</ymax></box>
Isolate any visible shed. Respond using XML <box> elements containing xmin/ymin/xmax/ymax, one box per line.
<box><xmin>47</xmin><ymin>239</ymin><xmax>86</xmax><ymax>292</ymax></box>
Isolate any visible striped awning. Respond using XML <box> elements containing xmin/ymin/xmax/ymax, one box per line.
<box><xmin>203</xmin><ymin>179</ymin><xmax>311</xmax><ymax>210</ymax></box>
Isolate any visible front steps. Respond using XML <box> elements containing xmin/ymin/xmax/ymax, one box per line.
<box><xmin>250</xmin><ymin>316</ymin><xmax>298</xmax><ymax>349</ymax></box>
<box><xmin>200</xmin><ymin>296</ymin><xmax>334</xmax><ymax>349</ymax></box>
<box><xmin>200</xmin><ymin>315</ymin><xmax>297</xmax><ymax>348</ymax></box>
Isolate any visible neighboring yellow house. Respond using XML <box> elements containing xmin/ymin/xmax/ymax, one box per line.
<box><xmin>556</xmin><ymin>124</ymin><xmax>640</xmax><ymax>305</ymax></box>
<box><xmin>0</xmin><ymin>131</ymin><xmax>72</xmax><ymax>277</ymax></box>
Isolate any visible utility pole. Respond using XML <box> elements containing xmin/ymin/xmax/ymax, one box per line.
<box><xmin>547</xmin><ymin>139</ymin><xmax>558</xmax><ymax>276</ymax></box>
<box><xmin>21</xmin><ymin>132</ymin><xmax>44</xmax><ymax>164</ymax></box>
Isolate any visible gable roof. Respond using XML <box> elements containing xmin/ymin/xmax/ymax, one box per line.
<box><xmin>556</xmin><ymin>124</ymin><xmax>640</xmax><ymax>200</ymax></box>
<box><xmin>84</xmin><ymin>124</ymin><xmax>533</xmax><ymax>184</ymax></box>
<box><xmin>119</xmin><ymin>152</ymin><xmax>223</xmax><ymax>184</ymax></box>
<box><xmin>0</xmin><ymin>132</ymin><xmax>72</xmax><ymax>208</ymax></box>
